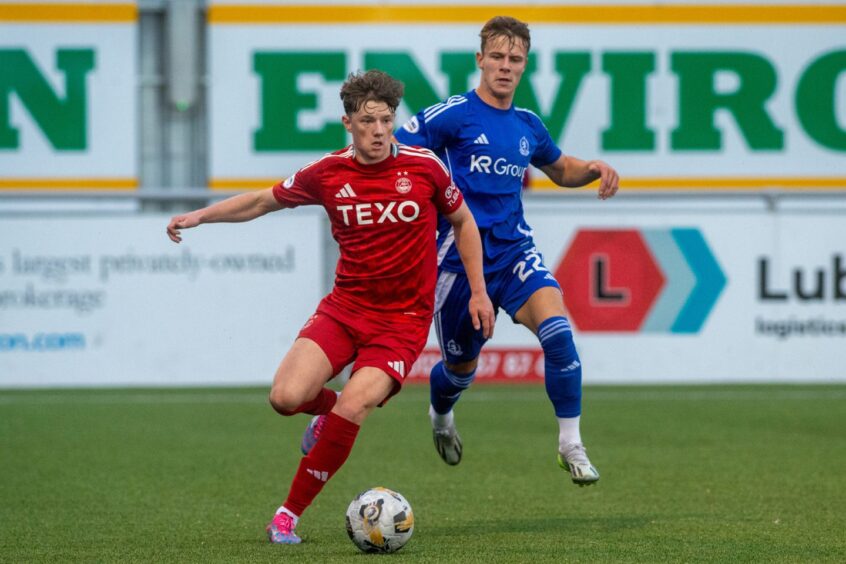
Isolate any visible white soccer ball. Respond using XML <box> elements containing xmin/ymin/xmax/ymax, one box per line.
<box><xmin>345</xmin><ymin>487</ymin><xmax>414</xmax><ymax>553</ymax></box>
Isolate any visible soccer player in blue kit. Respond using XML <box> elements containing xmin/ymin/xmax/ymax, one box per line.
<box><xmin>394</xmin><ymin>15</ymin><xmax>619</xmax><ymax>485</ymax></box>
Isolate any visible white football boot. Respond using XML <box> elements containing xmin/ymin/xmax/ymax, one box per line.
<box><xmin>430</xmin><ymin>406</ymin><xmax>462</xmax><ymax>465</ymax></box>
<box><xmin>558</xmin><ymin>442</ymin><xmax>600</xmax><ymax>486</ymax></box>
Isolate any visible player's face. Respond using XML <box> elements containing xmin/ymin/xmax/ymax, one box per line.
<box><xmin>343</xmin><ymin>100</ymin><xmax>395</xmax><ymax>165</ymax></box>
<box><xmin>475</xmin><ymin>35</ymin><xmax>528</xmax><ymax>108</ymax></box>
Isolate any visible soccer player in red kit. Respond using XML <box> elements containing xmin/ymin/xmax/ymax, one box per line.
<box><xmin>166</xmin><ymin>70</ymin><xmax>495</xmax><ymax>545</ymax></box>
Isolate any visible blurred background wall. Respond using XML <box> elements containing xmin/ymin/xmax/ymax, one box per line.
<box><xmin>1</xmin><ymin>0</ymin><xmax>844</xmax><ymax>386</ymax></box>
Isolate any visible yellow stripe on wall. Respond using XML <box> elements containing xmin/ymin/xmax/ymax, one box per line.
<box><xmin>0</xmin><ymin>178</ymin><xmax>138</xmax><ymax>190</ymax></box>
<box><xmin>210</xmin><ymin>177</ymin><xmax>846</xmax><ymax>192</ymax></box>
<box><xmin>529</xmin><ymin>176</ymin><xmax>846</xmax><ymax>191</ymax></box>
<box><xmin>208</xmin><ymin>5</ymin><xmax>846</xmax><ymax>25</ymax></box>
<box><xmin>0</xmin><ymin>3</ymin><xmax>137</xmax><ymax>23</ymax></box>
<box><xmin>209</xmin><ymin>179</ymin><xmax>277</xmax><ymax>191</ymax></box>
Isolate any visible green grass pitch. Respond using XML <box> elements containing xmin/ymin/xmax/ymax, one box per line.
<box><xmin>2</xmin><ymin>384</ymin><xmax>845</xmax><ymax>563</ymax></box>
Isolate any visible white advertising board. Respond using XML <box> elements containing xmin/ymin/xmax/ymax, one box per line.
<box><xmin>2</xmin><ymin>201</ymin><xmax>844</xmax><ymax>386</ymax></box>
<box><xmin>0</xmin><ymin>212</ymin><xmax>325</xmax><ymax>387</ymax></box>
<box><xmin>0</xmin><ymin>1</ymin><xmax>137</xmax><ymax>189</ymax></box>
<box><xmin>207</xmin><ymin>3</ymin><xmax>846</xmax><ymax>190</ymax></box>
<box><xmin>410</xmin><ymin>199</ymin><xmax>846</xmax><ymax>383</ymax></box>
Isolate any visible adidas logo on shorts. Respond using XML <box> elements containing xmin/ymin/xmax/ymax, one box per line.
<box><xmin>388</xmin><ymin>360</ymin><xmax>406</xmax><ymax>378</ymax></box>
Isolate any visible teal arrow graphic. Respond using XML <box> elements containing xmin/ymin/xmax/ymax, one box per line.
<box><xmin>670</xmin><ymin>228</ymin><xmax>727</xmax><ymax>333</ymax></box>
<box><xmin>641</xmin><ymin>229</ymin><xmax>695</xmax><ymax>332</ymax></box>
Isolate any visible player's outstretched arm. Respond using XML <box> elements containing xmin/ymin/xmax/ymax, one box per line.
<box><xmin>166</xmin><ymin>188</ymin><xmax>282</xmax><ymax>243</ymax></box>
<box><xmin>540</xmin><ymin>155</ymin><xmax>620</xmax><ymax>200</ymax></box>
<box><xmin>445</xmin><ymin>203</ymin><xmax>495</xmax><ymax>339</ymax></box>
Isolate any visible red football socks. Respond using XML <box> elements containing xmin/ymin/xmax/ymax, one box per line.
<box><xmin>282</xmin><ymin>411</ymin><xmax>360</xmax><ymax>517</ymax></box>
<box><xmin>276</xmin><ymin>387</ymin><xmax>338</xmax><ymax>416</ymax></box>
<box><xmin>299</xmin><ymin>387</ymin><xmax>338</xmax><ymax>415</ymax></box>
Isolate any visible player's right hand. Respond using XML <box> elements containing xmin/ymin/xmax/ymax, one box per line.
<box><xmin>166</xmin><ymin>213</ymin><xmax>200</xmax><ymax>243</ymax></box>
<box><xmin>469</xmin><ymin>292</ymin><xmax>495</xmax><ymax>339</ymax></box>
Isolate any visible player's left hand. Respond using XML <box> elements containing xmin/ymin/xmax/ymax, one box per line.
<box><xmin>469</xmin><ymin>292</ymin><xmax>496</xmax><ymax>339</ymax></box>
<box><xmin>588</xmin><ymin>160</ymin><xmax>620</xmax><ymax>200</ymax></box>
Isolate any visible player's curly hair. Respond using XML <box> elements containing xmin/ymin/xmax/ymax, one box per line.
<box><xmin>340</xmin><ymin>70</ymin><xmax>405</xmax><ymax>115</ymax></box>
<box><xmin>479</xmin><ymin>16</ymin><xmax>531</xmax><ymax>54</ymax></box>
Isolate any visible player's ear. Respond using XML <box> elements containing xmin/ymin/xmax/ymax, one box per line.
<box><xmin>475</xmin><ymin>51</ymin><xmax>483</xmax><ymax>69</ymax></box>
<box><xmin>341</xmin><ymin>114</ymin><xmax>352</xmax><ymax>133</ymax></box>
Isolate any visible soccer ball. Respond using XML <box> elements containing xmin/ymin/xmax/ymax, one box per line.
<box><xmin>345</xmin><ymin>487</ymin><xmax>414</xmax><ymax>553</ymax></box>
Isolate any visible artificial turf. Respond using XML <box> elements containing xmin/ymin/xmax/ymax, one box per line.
<box><xmin>1</xmin><ymin>384</ymin><xmax>844</xmax><ymax>563</ymax></box>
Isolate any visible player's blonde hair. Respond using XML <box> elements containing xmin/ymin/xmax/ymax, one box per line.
<box><xmin>479</xmin><ymin>16</ymin><xmax>531</xmax><ymax>54</ymax></box>
<box><xmin>340</xmin><ymin>70</ymin><xmax>405</xmax><ymax>115</ymax></box>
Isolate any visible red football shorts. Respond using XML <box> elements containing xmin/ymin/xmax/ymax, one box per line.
<box><xmin>297</xmin><ymin>300</ymin><xmax>430</xmax><ymax>403</ymax></box>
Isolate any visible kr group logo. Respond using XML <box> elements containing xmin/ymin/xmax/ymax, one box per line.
<box><xmin>556</xmin><ymin>229</ymin><xmax>727</xmax><ymax>333</ymax></box>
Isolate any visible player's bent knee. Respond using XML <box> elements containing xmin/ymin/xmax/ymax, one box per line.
<box><xmin>267</xmin><ymin>394</ymin><xmax>296</xmax><ymax>416</ymax></box>
<box><xmin>539</xmin><ymin>317</ymin><xmax>581</xmax><ymax>377</ymax></box>
<box><xmin>268</xmin><ymin>385</ymin><xmax>312</xmax><ymax>416</ymax></box>
<box><xmin>434</xmin><ymin>361</ymin><xmax>477</xmax><ymax>394</ymax></box>
<box><xmin>445</xmin><ymin>358</ymin><xmax>478</xmax><ymax>375</ymax></box>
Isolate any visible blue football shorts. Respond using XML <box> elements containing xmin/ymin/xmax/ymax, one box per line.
<box><xmin>433</xmin><ymin>245</ymin><xmax>561</xmax><ymax>364</ymax></box>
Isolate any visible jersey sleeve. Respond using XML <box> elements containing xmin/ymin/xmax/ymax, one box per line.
<box><xmin>271</xmin><ymin>163</ymin><xmax>321</xmax><ymax>208</ymax></box>
<box><xmin>428</xmin><ymin>155</ymin><xmax>464</xmax><ymax>215</ymax></box>
<box><xmin>529</xmin><ymin>114</ymin><xmax>563</xmax><ymax>169</ymax></box>
<box><xmin>395</xmin><ymin>96</ymin><xmax>464</xmax><ymax>152</ymax></box>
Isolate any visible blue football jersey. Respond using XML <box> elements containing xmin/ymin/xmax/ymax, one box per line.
<box><xmin>395</xmin><ymin>89</ymin><xmax>562</xmax><ymax>273</ymax></box>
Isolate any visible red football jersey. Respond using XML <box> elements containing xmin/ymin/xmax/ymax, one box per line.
<box><xmin>272</xmin><ymin>143</ymin><xmax>463</xmax><ymax>318</ymax></box>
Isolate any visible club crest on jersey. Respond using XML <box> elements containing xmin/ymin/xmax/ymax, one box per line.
<box><xmin>395</xmin><ymin>171</ymin><xmax>412</xmax><ymax>194</ymax></box>
<box><xmin>519</xmin><ymin>136</ymin><xmax>530</xmax><ymax>157</ymax></box>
